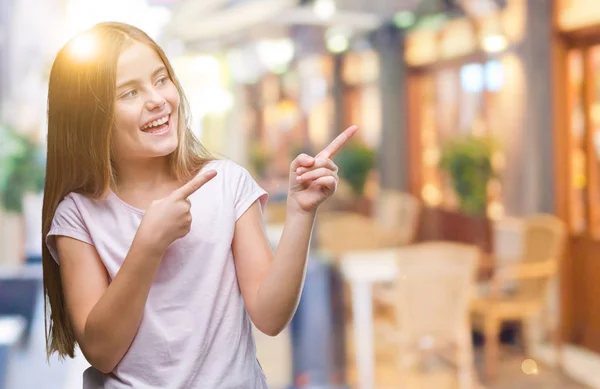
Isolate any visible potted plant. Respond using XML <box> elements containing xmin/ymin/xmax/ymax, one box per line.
<box><xmin>248</xmin><ymin>140</ymin><xmax>273</xmax><ymax>180</ymax></box>
<box><xmin>334</xmin><ymin>141</ymin><xmax>375</xmax><ymax>214</ymax></box>
<box><xmin>0</xmin><ymin>123</ymin><xmax>46</xmax><ymax>266</ymax></box>
<box><xmin>439</xmin><ymin>134</ymin><xmax>497</xmax><ymax>217</ymax></box>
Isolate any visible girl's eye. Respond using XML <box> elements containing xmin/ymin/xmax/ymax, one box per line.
<box><xmin>121</xmin><ymin>90</ymin><xmax>137</xmax><ymax>99</ymax></box>
<box><xmin>156</xmin><ymin>76</ymin><xmax>168</xmax><ymax>86</ymax></box>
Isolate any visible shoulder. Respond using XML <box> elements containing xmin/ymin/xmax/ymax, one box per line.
<box><xmin>54</xmin><ymin>192</ymin><xmax>86</xmax><ymax>220</ymax></box>
<box><xmin>53</xmin><ymin>192</ymin><xmax>111</xmax><ymax>225</ymax></box>
<box><xmin>199</xmin><ymin>158</ymin><xmax>268</xmax><ymax>215</ymax></box>
<box><xmin>47</xmin><ymin>193</ymin><xmax>96</xmax><ymax>264</ymax></box>
<box><xmin>49</xmin><ymin>193</ymin><xmax>92</xmax><ymax>238</ymax></box>
<box><xmin>203</xmin><ymin>158</ymin><xmax>249</xmax><ymax>176</ymax></box>
<box><xmin>202</xmin><ymin>158</ymin><xmax>256</xmax><ymax>187</ymax></box>
<box><xmin>56</xmin><ymin>191</ymin><xmax>102</xmax><ymax>211</ymax></box>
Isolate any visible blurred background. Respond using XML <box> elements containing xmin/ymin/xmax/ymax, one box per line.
<box><xmin>1</xmin><ymin>0</ymin><xmax>600</xmax><ymax>388</ymax></box>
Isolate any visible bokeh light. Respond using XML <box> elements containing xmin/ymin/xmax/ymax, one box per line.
<box><xmin>67</xmin><ymin>32</ymin><xmax>98</xmax><ymax>61</ymax></box>
<box><xmin>521</xmin><ymin>358</ymin><xmax>539</xmax><ymax>375</ymax></box>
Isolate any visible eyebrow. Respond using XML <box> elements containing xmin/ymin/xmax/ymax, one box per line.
<box><xmin>116</xmin><ymin>66</ymin><xmax>168</xmax><ymax>90</ymax></box>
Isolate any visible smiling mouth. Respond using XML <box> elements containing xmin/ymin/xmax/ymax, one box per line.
<box><xmin>141</xmin><ymin>114</ymin><xmax>170</xmax><ymax>134</ymax></box>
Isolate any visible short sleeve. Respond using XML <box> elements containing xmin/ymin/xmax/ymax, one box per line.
<box><xmin>46</xmin><ymin>194</ymin><xmax>93</xmax><ymax>264</ymax></box>
<box><xmin>229</xmin><ymin>161</ymin><xmax>269</xmax><ymax>221</ymax></box>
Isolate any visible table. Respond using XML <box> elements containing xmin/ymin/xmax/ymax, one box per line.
<box><xmin>339</xmin><ymin>246</ymin><xmax>497</xmax><ymax>389</ymax></box>
<box><xmin>0</xmin><ymin>264</ymin><xmax>43</xmax><ymax>280</ymax></box>
<box><xmin>339</xmin><ymin>249</ymin><xmax>400</xmax><ymax>389</ymax></box>
<box><xmin>0</xmin><ymin>264</ymin><xmax>43</xmax><ymax>343</ymax></box>
<box><xmin>0</xmin><ymin>315</ymin><xmax>26</xmax><ymax>389</ymax></box>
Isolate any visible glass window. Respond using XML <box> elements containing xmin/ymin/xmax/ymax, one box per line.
<box><xmin>415</xmin><ymin>59</ymin><xmax>506</xmax><ymax>215</ymax></box>
<box><xmin>586</xmin><ymin>45</ymin><xmax>600</xmax><ymax>236</ymax></box>
<box><xmin>568</xmin><ymin>49</ymin><xmax>588</xmax><ymax>234</ymax></box>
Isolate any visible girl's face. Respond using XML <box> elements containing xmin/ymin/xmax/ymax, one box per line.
<box><xmin>112</xmin><ymin>41</ymin><xmax>180</xmax><ymax>163</ymax></box>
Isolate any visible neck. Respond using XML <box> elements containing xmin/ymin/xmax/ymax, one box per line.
<box><xmin>113</xmin><ymin>156</ymin><xmax>176</xmax><ymax>193</ymax></box>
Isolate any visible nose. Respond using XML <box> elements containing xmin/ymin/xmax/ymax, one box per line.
<box><xmin>145</xmin><ymin>89</ymin><xmax>166</xmax><ymax>111</ymax></box>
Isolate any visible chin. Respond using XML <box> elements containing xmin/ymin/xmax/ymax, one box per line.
<box><xmin>152</xmin><ymin>136</ymin><xmax>179</xmax><ymax>157</ymax></box>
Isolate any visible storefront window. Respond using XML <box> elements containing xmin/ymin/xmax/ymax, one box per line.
<box><xmin>459</xmin><ymin>63</ymin><xmax>484</xmax><ymax>134</ymax></box>
<box><xmin>587</xmin><ymin>46</ymin><xmax>600</xmax><ymax>236</ymax></box>
<box><xmin>420</xmin><ymin>74</ymin><xmax>443</xmax><ymax>207</ymax></box>
<box><xmin>342</xmin><ymin>51</ymin><xmax>381</xmax><ymax>149</ymax></box>
<box><xmin>415</xmin><ymin>59</ymin><xmax>505</xmax><ymax>215</ymax></box>
<box><xmin>567</xmin><ymin>49</ymin><xmax>588</xmax><ymax>233</ymax></box>
<box><xmin>484</xmin><ymin>60</ymin><xmax>504</xmax><ymax>92</ymax></box>
<box><xmin>569</xmin><ymin>50</ymin><xmax>587</xmax><ymax>233</ymax></box>
<box><xmin>560</xmin><ymin>45</ymin><xmax>600</xmax><ymax>237</ymax></box>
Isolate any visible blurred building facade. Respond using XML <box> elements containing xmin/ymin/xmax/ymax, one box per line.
<box><xmin>154</xmin><ymin>0</ymin><xmax>600</xmax><ymax>369</ymax></box>
<box><xmin>2</xmin><ymin>0</ymin><xmax>600</xmax><ymax>388</ymax></box>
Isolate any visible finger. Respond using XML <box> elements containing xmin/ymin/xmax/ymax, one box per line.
<box><xmin>313</xmin><ymin>176</ymin><xmax>337</xmax><ymax>194</ymax></box>
<box><xmin>296</xmin><ymin>158</ymin><xmax>337</xmax><ymax>176</ymax></box>
<box><xmin>291</xmin><ymin>153</ymin><xmax>315</xmax><ymax>172</ymax></box>
<box><xmin>171</xmin><ymin>170</ymin><xmax>218</xmax><ymax>200</ymax></box>
<box><xmin>296</xmin><ymin>167</ymin><xmax>335</xmax><ymax>183</ymax></box>
<box><xmin>316</xmin><ymin>125</ymin><xmax>358</xmax><ymax>159</ymax></box>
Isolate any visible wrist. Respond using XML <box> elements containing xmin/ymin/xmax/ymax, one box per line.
<box><xmin>133</xmin><ymin>227</ymin><xmax>168</xmax><ymax>259</ymax></box>
<box><xmin>285</xmin><ymin>203</ymin><xmax>317</xmax><ymax>222</ymax></box>
<box><xmin>123</xmin><ymin>234</ymin><xmax>165</xmax><ymax>278</ymax></box>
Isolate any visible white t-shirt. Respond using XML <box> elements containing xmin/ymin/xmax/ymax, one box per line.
<box><xmin>46</xmin><ymin>159</ymin><xmax>269</xmax><ymax>389</ymax></box>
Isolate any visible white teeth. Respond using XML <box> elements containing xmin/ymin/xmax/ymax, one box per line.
<box><xmin>142</xmin><ymin>115</ymin><xmax>169</xmax><ymax>130</ymax></box>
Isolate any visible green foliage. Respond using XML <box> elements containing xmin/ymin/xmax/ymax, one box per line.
<box><xmin>0</xmin><ymin>123</ymin><xmax>46</xmax><ymax>213</ymax></box>
<box><xmin>439</xmin><ymin>135</ymin><xmax>497</xmax><ymax>216</ymax></box>
<box><xmin>248</xmin><ymin>141</ymin><xmax>272</xmax><ymax>179</ymax></box>
<box><xmin>289</xmin><ymin>143</ymin><xmax>313</xmax><ymax>162</ymax></box>
<box><xmin>335</xmin><ymin>142</ymin><xmax>375</xmax><ymax>196</ymax></box>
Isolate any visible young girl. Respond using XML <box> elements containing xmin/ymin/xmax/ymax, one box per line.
<box><xmin>42</xmin><ymin>22</ymin><xmax>357</xmax><ymax>388</ymax></box>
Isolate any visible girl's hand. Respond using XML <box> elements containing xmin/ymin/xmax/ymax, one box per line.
<box><xmin>287</xmin><ymin>126</ymin><xmax>358</xmax><ymax>215</ymax></box>
<box><xmin>137</xmin><ymin>170</ymin><xmax>218</xmax><ymax>253</ymax></box>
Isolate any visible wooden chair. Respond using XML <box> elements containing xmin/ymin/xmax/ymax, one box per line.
<box><xmin>471</xmin><ymin>214</ymin><xmax>567</xmax><ymax>381</ymax></box>
<box><xmin>317</xmin><ymin>211</ymin><xmax>399</xmax><ymax>259</ymax></box>
<box><xmin>379</xmin><ymin>242</ymin><xmax>480</xmax><ymax>389</ymax></box>
<box><xmin>318</xmin><ymin>190</ymin><xmax>421</xmax><ymax>253</ymax></box>
<box><xmin>374</xmin><ymin>190</ymin><xmax>422</xmax><ymax>247</ymax></box>
<box><xmin>316</xmin><ymin>211</ymin><xmax>402</xmax><ymax>329</ymax></box>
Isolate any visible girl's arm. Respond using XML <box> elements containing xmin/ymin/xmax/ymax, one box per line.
<box><xmin>233</xmin><ymin>126</ymin><xmax>357</xmax><ymax>336</ymax></box>
<box><xmin>233</xmin><ymin>203</ymin><xmax>314</xmax><ymax>336</ymax></box>
<box><xmin>57</xmin><ymin>235</ymin><xmax>163</xmax><ymax>373</ymax></box>
<box><xmin>57</xmin><ymin>171</ymin><xmax>216</xmax><ymax>373</ymax></box>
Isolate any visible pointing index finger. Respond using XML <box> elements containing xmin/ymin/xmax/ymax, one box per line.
<box><xmin>316</xmin><ymin>125</ymin><xmax>358</xmax><ymax>159</ymax></box>
<box><xmin>172</xmin><ymin>170</ymin><xmax>218</xmax><ymax>200</ymax></box>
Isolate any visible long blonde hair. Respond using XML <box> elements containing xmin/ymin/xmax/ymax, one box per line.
<box><xmin>43</xmin><ymin>22</ymin><xmax>213</xmax><ymax>359</ymax></box>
